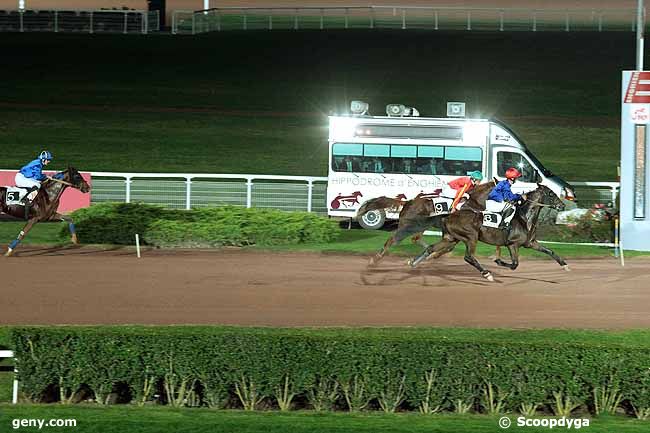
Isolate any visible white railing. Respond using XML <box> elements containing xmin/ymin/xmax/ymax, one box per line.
<box><xmin>173</xmin><ymin>6</ymin><xmax>641</xmax><ymax>35</ymax></box>
<box><xmin>85</xmin><ymin>171</ymin><xmax>619</xmax><ymax>213</ymax></box>
<box><xmin>0</xmin><ymin>9</ymin><xmax>159</xmax><ymax>34</ymax></box>
<box><xmin>90</xmin><ymin>172</ymin><xmax>329</xmax><ymax>213</ymax></box>
<box><xmin>0</xmin><ymin>350</ymin><xmax>17</xmax><ymax>404</ymax></box>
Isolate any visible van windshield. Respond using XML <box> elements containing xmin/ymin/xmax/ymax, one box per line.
<box><xmin>524</xmin><ymin>150</ymin><xmax>553</xmax><ymax>177</ymax></box>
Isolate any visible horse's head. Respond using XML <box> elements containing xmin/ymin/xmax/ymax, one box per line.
<box><xmin>528</xmin><ymin>184</ymin><xmax>564</xmax><ymax>211</ymax></box>
<box><xmin>55</xmin><ymin>167</ymin><xmax>90</xmax><ymax>193</ymax></box>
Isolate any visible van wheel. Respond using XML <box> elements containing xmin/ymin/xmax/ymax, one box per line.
<box><xmin>358</xmin><ymin>209</ymin><xmax>385</xmax><ymax>230</ymax></box>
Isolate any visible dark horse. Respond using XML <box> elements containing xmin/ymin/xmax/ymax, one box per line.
<box><xmin>407</xmin><ymin>184</ymin><xmax>569</xmax><ymax>281</ymax></box>
<box><xmin>359</xmin><ymin>181</ymin><xmax>497</xmax><ymax>266</ymax></box>
<box><xmin>0</xmin><ymin>167</ymin><xmax>90</xmax><ymax>257</ymax></box>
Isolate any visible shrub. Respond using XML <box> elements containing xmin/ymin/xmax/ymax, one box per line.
<box><xmin>10</xmin><ymin>326</ymin><xmax>650</xmax><ymax>418</ymax></box>
<box><xmin>62</xmin><ymin>203</ymin><xmax>340</xmax><ymax>247</ymax></box>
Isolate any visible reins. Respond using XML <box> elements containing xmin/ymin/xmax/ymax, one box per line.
<box><xmin>45</xmin><ymin>176</ymin><xmax>76</xmax><ymax>188</ymax></box>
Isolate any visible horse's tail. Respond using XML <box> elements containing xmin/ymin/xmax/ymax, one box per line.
<box><xmin>357</xmin><ymin>196</ymin><xmax>403</xmax><ymax>216</ymax></box>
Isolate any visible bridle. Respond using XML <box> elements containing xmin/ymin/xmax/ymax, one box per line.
<box><xmin>45</xmin><ymin>175</ymin><xmax>76</xmax><ymax>188</ymax></box>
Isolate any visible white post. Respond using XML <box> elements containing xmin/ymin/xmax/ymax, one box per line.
<box><xmin>499</xmin><ymin>10</ymin><xmax>504</xmax><ymax>31</ymax></box>
<box><xmin>54</xmin><ymin>10</ymin><xmax>58</xmax><ymax>32</ymax></box>
<box><xmin>307</xmin><ymin>180</ymin><xmax>313</xmax><ymax>212</ymax></box>
<box><xmin>185</xmin><ymin>177</ymin><xmax>192</xmax><ymax>210</ymax></box>
<box><xmin>246</xmin><ymin>178</ymin><xmax>253</xmax><ymax>208</ymax></box>
<box><xmin>135</xmin><ymin>234</ymin><xmax>141</xmax><ymax>258</ymax></box>
<box><xmin>125</xmin><ymin>177</ymin><xmax>132</xmax><ymax>203</ymax></box>
<box><xmin>18</xmin><ymin>0</ymin><xmax>24</xmax><ymax>10</ymax></box>
<box><xmin>123</xmin><ymin>11</ymin><xmax>128</xmax><ymax>34</ymax></box>
<box><xmin>12</xmin><ymin>369</ymin><xmax>18</xmax><ymax>404</ymax></box>
<box><xmin>89</xmin><ymin>11</ymin><xmax>93</xmax><ymax>34</ymax></box>
<box><xmin>637</xmin><ymin>0</ymin><xmax>645</xmax><ymax>70</ymax></box>
<box><xmin>204</xmin><ymin>0</ymin><xmax>209</xmax><ymax>12</ymax></box>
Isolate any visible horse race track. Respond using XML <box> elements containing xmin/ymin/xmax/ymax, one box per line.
<box><xmin>1</xmin><ymin>247</ymin><xmax>648</xmax><ymax>329</ymax></box>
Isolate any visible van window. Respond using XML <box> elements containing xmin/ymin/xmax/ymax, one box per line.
<box><xmin>497</xmin><ymin>151</ymin><xmax>538</xmax><ymax>182</ymax></box>
<box><xmin>331</xmin><ymin>142</ymin><xmax>482</xmax><ymax>175</ymax></box>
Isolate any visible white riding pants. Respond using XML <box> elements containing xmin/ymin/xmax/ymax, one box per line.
<box><xmin>485</xmin><ymin>200</ymin><xmax>507</xmax><ymax>213</ymax></box>
<box><xmin>15</xmin><ymin>172</ymin><xmax>41</xmax><ymax>189</ymax></box>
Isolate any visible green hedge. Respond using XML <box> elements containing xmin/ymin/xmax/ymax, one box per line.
<box><xmin>60</xmin><ymin>203</ymin><xmax>340</xmax><ymax>247</ymax></box>
<box><xmin>10</xmin><ymin>327</ymin><xmax>650</xmax><ymax>418</ymax></box>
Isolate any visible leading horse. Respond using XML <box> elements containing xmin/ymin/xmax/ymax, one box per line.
<box><xmin>0</xmin><ymin>167</ymin><xmax>90</xmax><ymax>256</ymax></box>
<box><xmin>359</xmin><ymin>180</ymin><xmax>497</xmax><ymax>266</ymax></box>
<box><xmin>407</xmin><ymin>184</ymin><xmax>568</xmax><ymax>281</ymax></box>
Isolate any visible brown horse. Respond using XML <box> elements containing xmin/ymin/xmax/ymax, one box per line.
<box><xmin>407</xmin><ymin>184</ymin><xmax>568</xmax><ymax>281</ymax></box>
<box><xmin>1</xmin><ymin>167</ymin><xmax>90</xmax><ymax>257</ymax></box>
<box><xmin>360</xmin><ymin>181</ymin><xmax>497</xmax><ymax>266</ymax></box>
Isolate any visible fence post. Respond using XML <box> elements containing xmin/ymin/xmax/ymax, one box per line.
<box><xmin>172</xmin><ymin>11</ymin><xmax>176</xmax><ymax>34</ymax></box>
<box><xmin>467</xmin><ymin>10</ymin><xmax>471</xmax><ymax>30</ymax></box>
<box><xmin>533</xmin><ymin>11</ymin><xmax>537</xmax><ymax>32</ymax></box>
<box><xmin>319</xmin><ymin>9</ymin><xmax>323</xmax><ymax>30</ymax></box>
<box><xmin>123</xmin><ymin>11</ymin><xmax>128</xmax><ymax>34</ymax></box>
<box><xmin>370</xmin><ymin>8</ymin><xmax>374</xmax><ymax>29</ymax></box>
<box><xmin>125</xmin><ymin>177</ymin><xmax>132</xmax><ymax>203</ymax></box>
<box><xmin>598</xmin><ymin>12</ymin><xmax>603</xmax><ymax>32</ymax></box>
<box><xmin>269</xmin><ymin>14</ymin><xmax>272</xmax><ymax>30</ymax></box>
<box><xmin>499</xmin><ymin>10</ymin><xmax>504</xmax><ymax>31</ymax></box>
<box><xmin>307</xmin><ymin>180</ymin><xmax>313</xmax><ymax>212</ymax></box>
<box><xmin>89</xmin><ymin>11</ymin><xmax>93</xmax><ymax>34</ymax></box>
<box><xmin>246</xmin><ymin>178</ymin><xmax>253</xmax><ymax>208</ymax></box>
<box><xmin>192</xmin><ymin>12</ymin><xmax>196</xmax><ymax>34</ymax></box>
<box><xmin>243</xmin><ymin>10</ymin><xmax>247</xmax><ymax>30</ymax></box>
<box><xmin>54</xmin><ymin>10</ymin><xmax>58</xmax><ymax>32</ymax></box>
<box><xmin>19</xmin><ymin>10</ymin><xmax>23</xmax><ymax>32</ymax></box>
<box><xmin>185</xmin><ymin>177</ymin><xmax>192</xmax><ymax>210</ymax></box>
<box><xmin>294</xmin><ymin>8</ymin><xmax>298</xmax><ymax>30</ymax></box>
<box><xmin>565</xmin><ymin>11</ymin><xmax>570</xmax><ymax>32</ymax></box>
<box><xmin>402</xmin><ymin>8</ymin><xmax>406</xmax><ymax>29</ymax></box>
<box><xmin>345</xmin><ymin>8</ymin><xmax>348</xmax><ymax>29</ymax></box>
<box><xmin>434</xmin><ymin>10</ymin><xmax>438</xmax><ymax>30</ymax></box>
<box><xmin>143</xmin><ymin>11</ymin><xmax>148</xmax><ymax>34</ymax></box>
<box><xmin>12</xmin><ymin>363</ymin><xmax>18</xmax><ymax>404</ymax></box>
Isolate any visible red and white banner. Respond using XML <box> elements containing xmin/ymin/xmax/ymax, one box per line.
<box><xmin>0</xmin><ymin>170</ymin><xmax>91</xmax><ymax>213</ymax></box>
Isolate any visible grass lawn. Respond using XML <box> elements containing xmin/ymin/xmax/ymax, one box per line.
<box><xmin>0</xmin><ymin>405</ymin><xmax>647</xmax><ymax>433</ymax></box>
<box><xmin>0</xmin><ymin>31</ymin><xmax>633</xmax><ymax>180</ymax></box>
<box><xmin>0</xmin><ymin>219</ymin><xmax>635</xmax><ymax>258</ymax></box>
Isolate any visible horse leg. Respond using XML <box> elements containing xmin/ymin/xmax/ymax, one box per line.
<box><xmin>490</xmin><ymin>246</ymin><xmax>502</xmax><ymax>260</ymax></box>
<box><xmin>463</xmin><ymin>239</ymin><xmax>494</xmax><ymax>281</ymax></box>
<box><xmin>369</xmin><ymin>235</ymin><xmax>395</xmax><ymax>267</ymax></box>
<box><xmin>495</xmin><ymin>244</ymin><xmax>519</xmax><ymax>270</ymax></box>
<box><xmin>408</xmin><ymin>237</ymin><xmax>458</xmax><ymax>268</ymax></box>
<box><xmin>411</xmin><ymin>232</ymin><xmax>428</xmax><ymax>248</ymax></box>
<box><xmin>5</xmin><ymin>218</ymin><xmax>37</xmax><ymax>257</ymax></box>
<box><xmin>53</xmin><ymin>212</ymin><xmax>78</xmax><ymax>244</ymax></box>
<box><xmin>526</xmin><ymin>240</ymin><xmax>570</xmax><ymax>271</ymax></box>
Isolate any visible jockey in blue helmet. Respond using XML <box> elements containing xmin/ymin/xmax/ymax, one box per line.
<box><xmin>15</xmin><ymin>150</ymin><xmax>52</xmax><ymax>204</ymax></box>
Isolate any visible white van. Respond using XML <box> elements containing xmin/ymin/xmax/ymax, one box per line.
<box><xmin>327</xmin><ymin>102</ymin><xmax>575</xmax><ymax>229</ymax></box>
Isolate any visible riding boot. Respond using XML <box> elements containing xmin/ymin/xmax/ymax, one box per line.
<box><xmin>19</xmin><ymin>186</ymin><xmax>37</xmax><ymax>205</ymax></box>
<box><xmin>501</xmin><ymin>207</ymin><xmax>515</xmax><ymax>228</ymax></box>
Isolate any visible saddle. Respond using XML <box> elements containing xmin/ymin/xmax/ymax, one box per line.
<box><xmin>482</xmin><ymin>205</ymin><xmax>516</xmax><ymax>229</ymax></box>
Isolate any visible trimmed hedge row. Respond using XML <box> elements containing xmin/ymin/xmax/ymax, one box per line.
<box><xmin>10</xmin><ymin>327</ymin><xmax>650</xmax><ymax>418</ymax></box>
<box><xmin>60</xmin><ymin>203</ymin><xmax>340</xmax><ymax>247</ymax></box>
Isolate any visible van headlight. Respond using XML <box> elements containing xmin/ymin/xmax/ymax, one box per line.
<box><xmin>562</xmin><ymin>187</ymin><xmax>575</xmax><ymax>201</ymax></box>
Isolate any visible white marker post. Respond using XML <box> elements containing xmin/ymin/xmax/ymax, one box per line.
<box><xmin>135</xmin><ymin>234</ymin><xmax>141</xmax><ymax>258</ymax></box>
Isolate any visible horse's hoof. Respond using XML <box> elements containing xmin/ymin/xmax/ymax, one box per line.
<box><xmin>562</xmin><ymin>265</ymin><xmax>571</xmax><ymax>272</ymax></box>
<box><xmin>367</xmin><ymin>258</ymin><xmax>377</xmax><ymax>267</ymax></box>
<box><xmin>4</xmin><ymin>249</ymin><xmax>13</xmax><ymax>257</ymax></box>
<box><xmin>483</xmin><ymin>272</ymin><xmax>494</xmax><ymax>282</ymax></box>
<box><xmin>407</xmin><ymin>259</ymin><xmax>416</xmax><ymax>268</ymax></box>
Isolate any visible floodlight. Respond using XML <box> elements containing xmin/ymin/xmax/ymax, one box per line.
<box><xmin>386</xmin><ymin>104</ymin><xmax>407</xmax><ymax>117</ymax></box>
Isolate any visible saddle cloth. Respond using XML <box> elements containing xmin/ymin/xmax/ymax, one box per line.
<box><xmin>482</xmin><ymin>206</ymin><xmax>517</xmax><ymax>229</ymax></box>
<box><xmin>428</xmin><ymin>197</ymin><xmax>452</xmax><ymax>216</ymax></box>
<box><xmin>4</xmin><ymin>187</ymin><xmax>27</xmax><ymax>206</ymax></box>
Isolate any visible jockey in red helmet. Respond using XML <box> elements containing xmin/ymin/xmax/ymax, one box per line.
<box><xmin>440</xmin><ymin>170</ymin><xmax>483</xmax><ymax>211</ymax></box>
<box><xmin>486</xmin><ymin>167</ymin><xmax>528</xmax><ymax>227</ymax></box>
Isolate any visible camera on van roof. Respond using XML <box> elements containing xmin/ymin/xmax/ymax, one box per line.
<box><xmin>386</xmin><ymin>104</ymin><xmax>419</xmax><ymax>117</ymax></box>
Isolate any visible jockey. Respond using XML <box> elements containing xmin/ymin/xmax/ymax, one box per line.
<box><xmin>486</xmin><ymin>167</ymin><xmax>527</xmax><ymax>226</ymax></box>
<box><xmin>15</xmin><ymin>150</ymin><xmax>52</xmax><ymax>204</ymax></box>
<box><xmin>440</xmin><ymin>170</ymin><xmax>483</xmax><ymax>211</ymax></box>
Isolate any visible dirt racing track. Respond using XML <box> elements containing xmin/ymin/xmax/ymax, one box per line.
<box><xmin>1</xmin><ymin>247</ymin><xmax>649</xmax><ymax>329</ymax></box>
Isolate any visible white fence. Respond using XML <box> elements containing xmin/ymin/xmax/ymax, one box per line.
<box><xmin>87</xmin><ymin>171</ymin><xmax>618</xmax><ymax>214</ymax></box>
<box><xmin>0</xmin><ymin>9</ymin><xmax>159</xmax><ymax>33</ymax></box>
<box><xmin>173</xmin><ymin>6</ymin><xmax>641</xmax><ymax>35</ymax></box>
<box><xmin>90</xmin><ymin>172</ymin><xmax>329</xmax><ymax>213</ymax></box>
